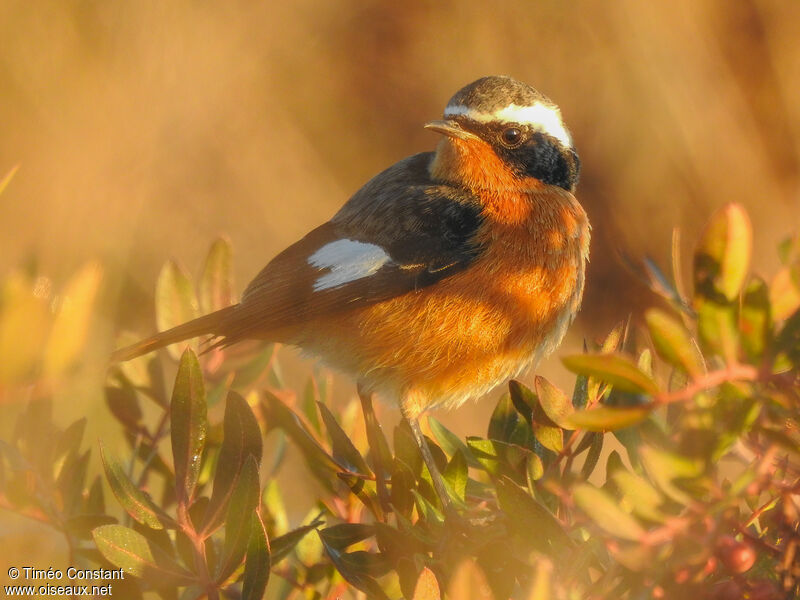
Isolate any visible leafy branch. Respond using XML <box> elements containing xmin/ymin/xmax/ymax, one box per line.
<box><xmin>1</xmin><ymin>204</ymin><xmax>799</xmax><ymax>599</ymax></box>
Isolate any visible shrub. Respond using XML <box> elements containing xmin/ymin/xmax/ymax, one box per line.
<box><xmin>1</xmin><ymin>203</ymin><xmax>798</xmax><ymax>599</ymax></box>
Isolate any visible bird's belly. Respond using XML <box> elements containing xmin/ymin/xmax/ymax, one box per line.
<box><xmin>299</xmin><ymin>236</ymin><xmax>586</xmax><ymax>415</ymax></box>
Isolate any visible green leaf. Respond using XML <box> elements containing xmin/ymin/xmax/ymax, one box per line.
<box><xmin>262</xmin><ymin>393</ymin><xmax>339</xmax><ymax>488</ymax></box>
<box><xmin>428</xmin><ymin>417</ymin><xmax>477</xmax><ymax>466</ymax></box>
<box><xmin>579</xmin><ymin>432</ymin><xmax>604</xmax><ymax>479</ymax></box>
<box><xmin>241</xmin><ymin>513</ymin><xmax>270</xmax><ymax>600</ymax></box>
<box><xmin>394</xmin><ymin>420</ymin><xmax>423</xmax><ymax>477</ymax></box>
<box><xmin>488</xmin><ymin>392</ymin><xmax>519</xmax><ymax>442</ymax></box>
<box><xmin>606</xmin><ymin>449</ymin><xmax>625</xmax><ymax>477</ymax></box>
<box><xmin>696</xmin><ymin>300</ymin><xmax>739</xmax><ymax>363</ymax></box>
<box><xmin>646</xmin><ymin>308</ymin><xmax>704</xmax><ymax>375</ymax></box>
<box><xmin>105</xmin><ymin>385</ymin><xmax>143</xmax><ymax>432</ymax></box>
<box><xmin>185</xmin><ymin>500</ymin><xmax>209</xmax><ymax>540</ymax></box>
<box><xmin>532</xmin><ymin>422</ymin><xmax>562</xmax><ymax>453</ymax></box>
<box><xmin>100</xmin><ymin>443</ymin><xmax>171</xmax><ymax>530</ymax></box>
<box><xmin>412</xmin><ymin>489</ymin><xmax>445</xmax><ymax>525</ymax></box>
<box><xmin>495</xmin><ymin>477</ymin><xmax>574</xmax><ymax>558</ymax></box>
<box><xmin>770</xmin><ymin>263</ymin><xmax>800</xmax><ymax>321</ymax></box>
<box><xmin>199</xmin><ymin>237</ymin><xmax>234</xmax><ymax>314</ymax></box>
<box><xmin>56</xmin><ymin>449</ymin><xmax>90</xmax><ymax>515</ymax></box>
<box><xmin>175</xmin><ymin>526</ymin><xmax>197</xmax><ymax>570</ymax></box>
<box><xmin>526</xmin><ymin>452</ymin><xmax>544</xmax><ymax>483</ymax></box>
<box><xmin>170</xmin><ymin>349</ymin><xmax>207</xmax><ymax>505</ymax></box>
<box><xmin>562</xmin><ymin>353</ymin><xmax>660</xmax><ymax>396</ymax></box>
<box><xmin>132</xmin><ymin>520</ymin><xmax>176</xmax><ymax>561</ymax></box>
<box><xmin>602</xmin><ymin>320</ymin><xmax>627</xmax><ymax>353</ymax></box>
<box><xmin>86</xmin><ymin>475</ymin><xmax>105</xmax><ymax>514</ymax></box>
<box><xmin>53</xmin><ymin>418</ymin><xmax>87</xmax><ymax>496</ymax></box>
<box><xmin>571</xmin><ymin>372</ymin><xmax>589</xmax><ymax>409</ymax></box>
<box><xmin>509</xmin><ymin>380</ymin><xmax>555</xmax><ymax>426</ymax></box>
<box><xmin>317</xmin><ymin>402</ymin><xmax>370</xmax><ymax>475</ymax></box>
<box><xmin>145</xmin><ymin>357</ymin><xmax>168</xmax><ymax>406</ymax></box>
<box><xmin>217</xmin><ymin>455</ymin><xmax>261</xmax><ymax>582</ymax></box>
<box><xmin>344</xmin><ymin>550</ymin><xmax>393</xmax><ymax>578</ymax></box>
<box><xmin>156</xmin><ymin>260</ymin><xmax>200</xmax><ymax>359</ymax></box>
<box><xmin>639</xmin><ymin>446</ymin><xmax>702</xmax><ymax>505</ymax></box>
<box><xmin>390</xmin><ymin>458</ymin><xmax>417</xmax><ymax>517</ymax></box>
<box><xmin>443</xmin><ymin>450</ymin><xmax>468</xmax><ymax>504</ymax></box>
<box><xmin>694</xmin><ymin>203</ymin><xmax>752</xmax><ymax>302</ymax></box>
<box><xmin>54</xmin><ymin>418</ymin><xmax>87</xmax><ymax>469</ymax></box>
<box><xmin>358</xmin><ymin>391</ymin><xmax>394</xmax><ymax>480</ymax></box>
<box><xmin>374</xmin><ymin>522</ymin><xmax>428</xmax><ymax>565</ymax></box>
<box><xmin>92</xmin><ymin>524</ymin><xmax>194</xmax><ymax>585</ymax></box>
<box><xmin>612</xmin><ymin>469</ymin><xmax>666</xmax><ymax>522</ymax></box>
<box><xmin>508</xmin><ymin>380</ymin><xmax>561</xmax><ymax>452</ymax></box>
<box><xmin>740</xmin><ymin>278</ymin><xmax>771</xmax><ymax>360</ymax></box>
<box><xmin>534</xmin><ymin>376</ymin><xmax>573</xmax><ymax>427</ymax></box>
<box><xmin>412</xmin><ymin>567</ymin><xmax>441</xmax><ymax>600</ymax></box>
<box><xmin>466</xmin><ymin>437</ymin><xmax>504</xmax><ymax>475</ymax></box>
<box><xmin>269</xmin><ymin>518</ymin><xmax>324</xmax><ymax>564</ymax></box>
<box><xmin>319</xmin><ymin>523</ymin><xmax>374</xmax><ymax>549</ymax></box>
<box><xmin>320</xmin><ymin>537</ymin><xmax>391</xmax><ymax>599</ymax></box>
<box><xmin>573</xmin><ymin>483</ymin><xmax>645</xmax><ymax>541</ymax></box>
<box><xmin>43</xmin><ymin>262</ymin><xmax>103</xmax><ymax>377</ymax></box>
<box><xmin>64</xmin><ymin>514</ymin><xmax>117</xmax><ymax>539</ymax></box>
<box><xmin>638</xmin><ymin>348</ymin><xmax>653</xmax><ymax>376</ymax></box>
<box><xmin>565</xmin><ymin>405</ymin><xmax>651</xmax><ymax>431</ymax></box>
<box><xmin>776</xmin><ymin>309</ymin><xmax>800</xmax><ymax>366</ymax></box>
<box><xmin>301</xmin><ymin>377</ymin><xmax>323</xmax><ymax>434</ymax></box>
<box><xmin>202</xmin><ymin>392</ymin><xmax>263</xmax><ymax>536</ymax></box>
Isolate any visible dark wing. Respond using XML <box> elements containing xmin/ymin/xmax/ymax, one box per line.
<box><xmin>220</xmin><ymin>152</ymin><xmax>484</xmax><ymax>341</ymax></box>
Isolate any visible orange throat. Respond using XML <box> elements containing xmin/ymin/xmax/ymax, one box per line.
<box><xmin>429</xmin><ymin>136</ymin><xmax>546</xmax><ymax>225</ymax></box>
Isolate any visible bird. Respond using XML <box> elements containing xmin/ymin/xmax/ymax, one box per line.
<box><xmin>112</xmin><ymin>75</ymin><xmax>590</xmax><ymax>513</ymax></box>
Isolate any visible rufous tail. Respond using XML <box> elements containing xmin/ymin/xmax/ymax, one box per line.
<box><xmin>111</xmin><ymin>305</ymin><xmax>238</xmax><ymax>363</ymax></box>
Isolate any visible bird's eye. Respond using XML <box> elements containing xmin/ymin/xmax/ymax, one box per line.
<box><xmin>501</xmin><ymin>127</ymin><xmax>522</xmax><ymax>146</ymax></box>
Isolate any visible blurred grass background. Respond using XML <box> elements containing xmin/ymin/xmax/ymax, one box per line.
<box><xmin>1</xmin><ymin>0</ymin><xmax>799</xmax><ymax>588</ymax></box>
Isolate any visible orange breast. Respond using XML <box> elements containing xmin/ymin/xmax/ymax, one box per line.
<box><xmin>300</xmin><ymin>185</ymin><xmax>590</xmax><ymax>417</ymax></box>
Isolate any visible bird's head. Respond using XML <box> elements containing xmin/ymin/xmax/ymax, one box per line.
<box><xmin>426</xmin><ymin>76</ymin><xmax>580</xmax><ymax>193</ymax></box>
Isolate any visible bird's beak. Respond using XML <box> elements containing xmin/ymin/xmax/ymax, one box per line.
<box><xmin>424</xmin><ymin>119</ymin><xmax>480</xmax><ymax>141</ymax></box>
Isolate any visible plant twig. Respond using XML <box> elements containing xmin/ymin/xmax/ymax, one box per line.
<box><xmin>654</xmin><ymin>364</ymin><xmax>759</xmax><ymax>405</ymax></box>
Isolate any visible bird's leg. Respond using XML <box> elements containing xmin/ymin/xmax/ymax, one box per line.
<box><xmin>404</xmin><ymin>413</ymin><xmax>453</xmax><ymax>515</ymax></box>
<box><xmin>357</xmin><ymin>384</ymin><xmax>391</xmax><ymax>515</ymax></box>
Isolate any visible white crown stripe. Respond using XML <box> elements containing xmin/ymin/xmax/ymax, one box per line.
<box><xmin>443</xmin><ymin>102</ymin><xmax>572</xmax><ymax>147</ymax></box>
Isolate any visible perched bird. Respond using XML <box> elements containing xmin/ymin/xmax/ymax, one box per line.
<box><xmin>113</xmin><ymin>75</ymin><xmax>590</xmax><ymax>511</ymax></box>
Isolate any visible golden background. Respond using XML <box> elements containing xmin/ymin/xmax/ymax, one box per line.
<box><xmin>1</xmin><ymin>0</ymin><xmax>798</xmax><ymax>589</ymax></box>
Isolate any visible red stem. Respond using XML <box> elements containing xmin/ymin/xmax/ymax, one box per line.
<box><xmin>654</xmin><ymin>363</ymin><xmax>759</xmax><ymax>405</ymax></box>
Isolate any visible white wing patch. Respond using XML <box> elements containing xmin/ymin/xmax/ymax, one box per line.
<box><xmin>444</xmin><ymin>102</ymin><xmax>572</xmax><ymax>148</ymax></box>
<box><xmin>308</xmin><ymin>239</ymin><xmax>391</xmax><ymax>291</ymax></box>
